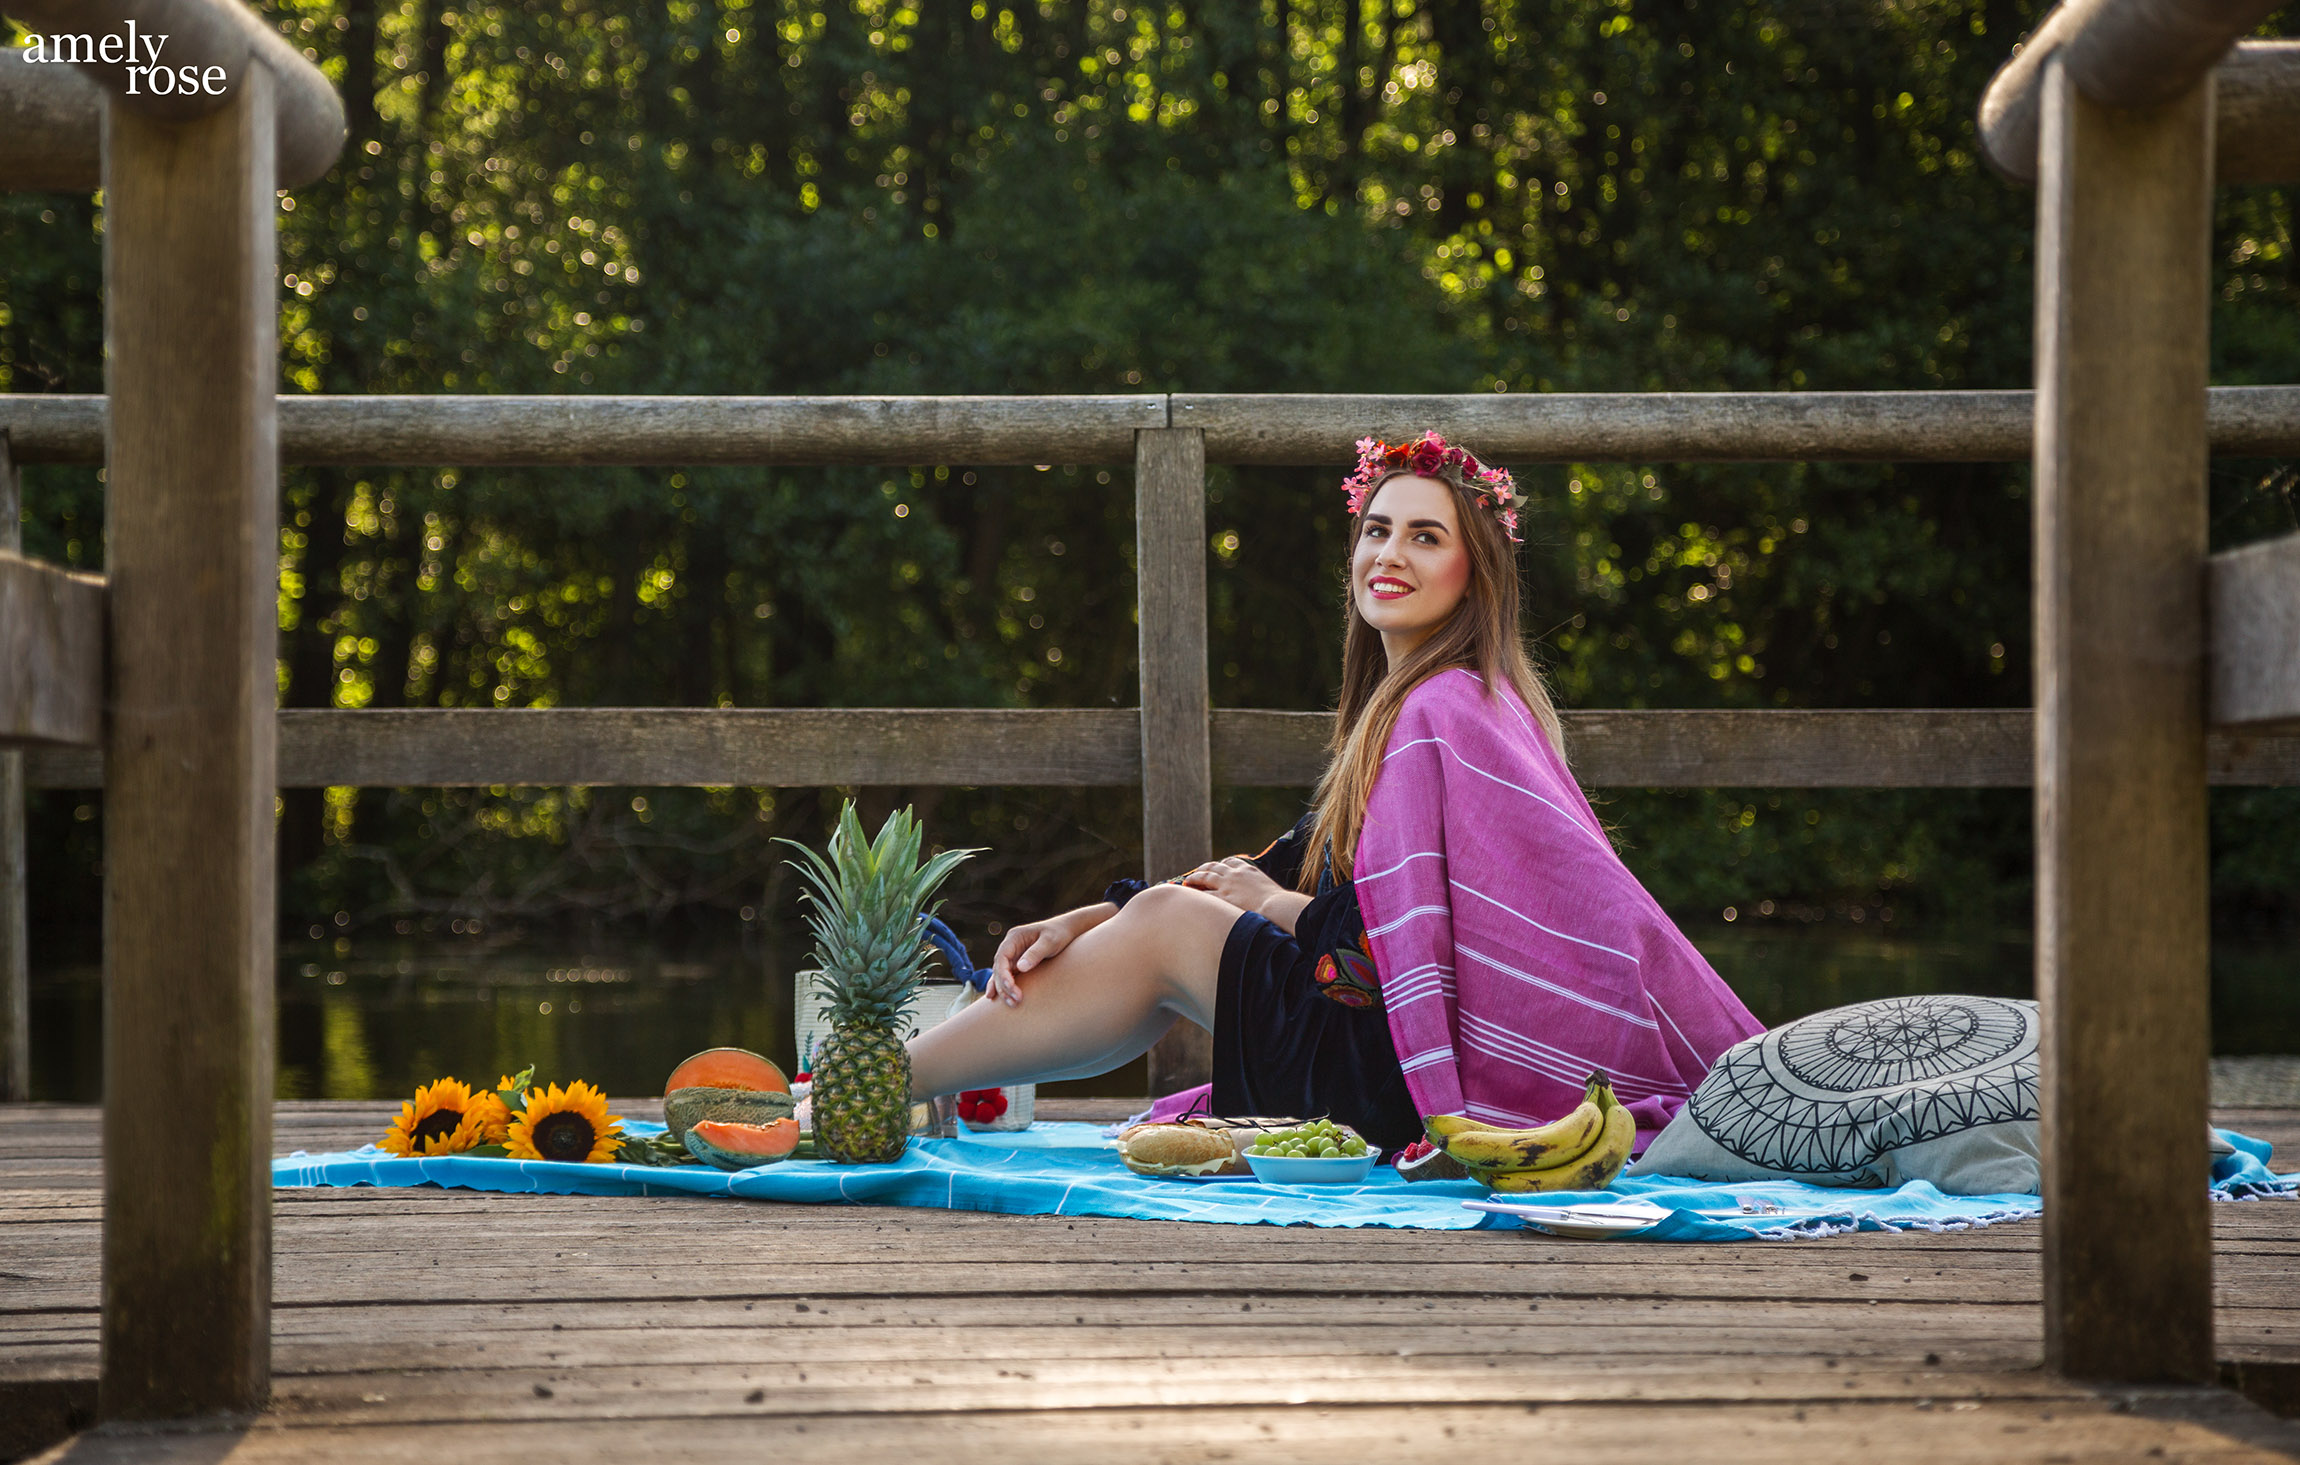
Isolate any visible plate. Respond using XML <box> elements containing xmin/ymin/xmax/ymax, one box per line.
<box><xmin>1244</xmin><ymin>1151</ymin><xmax>1377</xmax><ymax>1185</ymax></box>
<box><xmin>1461</xmin><ymin>1199</ymin><xmax>1671</xmax><ymax>1238</ymax></box>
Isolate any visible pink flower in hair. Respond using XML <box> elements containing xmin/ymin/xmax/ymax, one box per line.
<box><xmin>1336</xmin><ymin>430</ymin><xmax>1523</xmax><ymax>543</ymax></box>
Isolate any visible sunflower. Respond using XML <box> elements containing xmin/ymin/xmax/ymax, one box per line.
<box><xmin>506</xmin><ymin>1080</ymin><xmax>624</xmax><ymax>1164</ymax></box>
<box><xmin>469</xmin><ymin>1088</ymin><xmax>513</xmax><ymax>1143</ymax></box>
<box><xmin>378</xmin><ymin>1078</ymin><xmax>493</xmax><ymax>1157</ymax></box>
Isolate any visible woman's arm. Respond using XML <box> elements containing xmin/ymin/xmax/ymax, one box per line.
<box><xmin>985</xmin><ymin>901</ymin><xmax>1118</xmax><ymax>1005</ymax></box>
<box><xmin>1180</xmin><ymin>858</ymin><xmax>1312</xmax><ymax>935</ymax></box>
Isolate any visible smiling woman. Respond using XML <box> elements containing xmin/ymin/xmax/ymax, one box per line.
<box><xmin>904</xmin><ymin>431</ymin><xmax>1766</xmax><ymax>1152</ymax></box>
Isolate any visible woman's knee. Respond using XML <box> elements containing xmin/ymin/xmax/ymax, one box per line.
<box><xmin>1119</xmin><ymin>880</ymin><xmax>1239</xmax><ymax>937</ymax></box>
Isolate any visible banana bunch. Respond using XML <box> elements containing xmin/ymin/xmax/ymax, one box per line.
<box><xmin>1422</xmin><ymin>1072</ymin><xmax>1636</xmax><ymax>1194</ymax></box>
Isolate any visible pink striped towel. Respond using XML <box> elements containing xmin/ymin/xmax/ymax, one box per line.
<box><xmin>1357</xmin><ymin>669</ymin><xmax>1764</xmax><ymax>1148</ymax></box>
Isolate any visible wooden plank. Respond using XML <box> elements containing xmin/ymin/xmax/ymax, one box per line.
<box><xmin>5</xmin><ymin>387</ymin><xmax>2300</xmax><ymax>467</ymax></box>
<box><xmin>286</xmin><ymin>707</ymin><xmax>1134</xmax><ymax>788</ymax></box>
<box><xmin>25</xmin><ymin>708</ymin><xmax>1140</xmax><ymax>788</ymax></box>
<box><xmin>2031</xmin><ymin>56</ymin><xmax>2215</xmax><ymax>1384</ymax></box>
<box><xmin>0</xmin><ymin>51</ymin><xmax>103</xmax><ymax>193</ymax></box>
<box><xmin>0</xmin><ymin>439</ymin><xmax>26</xmax><ymax>1102</ymax></box>
<box><xmin>2218</xmin><ymin>42</ymin><xmax>2300</xmax><ymax>185</ymax></box>
<box><xmin>1980</xmin><ymin>8</ymin><xmax>2287</xmax><ymax>183</ymax></box>
<box><xmin>18</xmin><ymin>1397</ymin><xmax>2300</xmax><ymax>1465</ymax></box>
<box><xmin>1170</xmin><ymin>386</ymin><xmax>2300</xmax><ymax>465</ymax></box>
<box><xmin>1135</xmin><ymin>428</ymin><xmax>1214</xmax><ymax>1094</ymax></box>
<box><xmin>1216</xmin><ymin>708</ymin><xmax>2300</xmax><ymax>788</ymax></box>
<box><xmin>0</xmin><ymin>551</ymin><xmax>105</xmax><ymax>748</ymax></box>
<box><xmin>2210</xmin><ymin>533</ymin><xmax>2300</xmax><ymax>730</ymax></box>
<box><xmin>23</xmin><ymin>707</ymin><xmax>2300</xmax><ymax>791</ymax></box>
<box><xmin>97</xmin><ymin>67</ymin><xmax>279</xmax><ymax>1417</ymax></box>
<box><xmin>0</xmin><ymin>394</ymin><xmax>1167</xmax><ymax>466</ymax></box>
<box><xmin>1179</xmin><ymin>390</ymin><xmax>2033</xmax><ymax>463</ymax></box>
<box><xmin>2</xmin><ymin>0</ymin><xmax>345</xmax><ymax>187</ymax></box>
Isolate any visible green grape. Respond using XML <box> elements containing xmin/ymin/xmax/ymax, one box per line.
<box><xmin>1344</xmin><ymin>1138</ymin><xmax>1367</xmax><ymax>1156</ymax></box>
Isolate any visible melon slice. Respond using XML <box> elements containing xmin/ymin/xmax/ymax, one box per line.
<box><xmin>663</xmin><ymin>1086</ymin><xmax>798</xmax><ymax>1145</ymax></box>
<box><xmin>685</xmin><ymin>1117</ymin><xmax>802</xmax><ymax>1171</ymax></box>
<box><xmin>663</xmin><ymin>1047</ymin><xmax>790</xmax><ymax>1097</ymax></box>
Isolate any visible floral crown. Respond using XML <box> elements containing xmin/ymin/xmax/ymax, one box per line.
<box><xmin>1340</xmin><ymin>431</ymin><xmax>1522</xmax><ymax>543</ymax></box>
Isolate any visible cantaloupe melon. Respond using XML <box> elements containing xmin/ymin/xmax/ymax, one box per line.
<box><xmin>684</xmin><ymin>1117</ymin><xmax>802</xmax><ymax>1171</ymax></box>
<box><xmin>663</xmin><ymin>1086</ymin><xmax>797</xmax><ymax>1144</ymax></box>
<box><xmin>663</xmin><ymin>1047</ymin><xmax>789</xmax><ymax>1097</ymax></box>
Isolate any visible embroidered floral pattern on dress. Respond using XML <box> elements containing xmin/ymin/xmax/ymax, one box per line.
<box><xmin>1312</xmin><ymin>937</ymin><xmax>1382</xmax><ymax>1010</ymax></box>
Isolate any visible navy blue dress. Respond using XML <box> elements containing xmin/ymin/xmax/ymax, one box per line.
<box><xmin>1106</xmin><ymin>816</ymin><xmax>1423</xmax><ymax>1151</ymax></box>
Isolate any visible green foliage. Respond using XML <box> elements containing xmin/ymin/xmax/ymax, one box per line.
<box><xmin>4</xmin><ymin>0</ymin><xmax>2294</xmax><ymax>946</ymax></box>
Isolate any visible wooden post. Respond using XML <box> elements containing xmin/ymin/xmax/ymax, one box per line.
<box><xmin>2032</xmin><ymin>55</ymin><xmax>2215</xmax><ymax>1384</ymax></box>
<box><xmin>1135</xmin><ymin>427</ymin><xmax>1213</xmax><ymax>1093</ymax></box>
<box><xmin>99</xmin><ymin>63</ymin><xmax>279</xmax><ymax>1418</ymax></box>
<box><xmin>0</xmin><ymin>433</ymin><xmax>26</xmax><ymax>1103</ymax></box>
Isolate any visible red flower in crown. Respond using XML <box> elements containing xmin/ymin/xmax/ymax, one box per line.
<box><xmin>1339</xmin><ymin>431</ymin><xmax>1522</xmax><ymax>543</ymax></box>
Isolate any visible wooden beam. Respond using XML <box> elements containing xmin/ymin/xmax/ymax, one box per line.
<box><xmin>2210</xmin><ymin>533</ymin><xmax>2300</xmax><ymax>729</ymax></box>
<box><xmin>0</xmin><ymin>550</ymin><xmax>105</xmax><ymax>747</ymax></box>
<box><xmin>149</xmin><ymin>707</ymin><xmax>1139</xmax><ymax>787</ymax></box>
<box><xmin>2031</xmin><ymin>56</ymin><xmax>2214</xmax><ymax>1384</ymax></box>
<box><xmin>0</xmin><ymin>394</ymin><xmax>1168</xmax><ymax>465</ymax></box>
<box><xmin>2217</xmin><ymin>42</ymin><xmax>2300</xmax><ymax>185</ymax></box>
<box><xmin>1180</xmin><ymin>391</ymin><xmax>2035</xmax><ymax>463</ymax></box>
<box><xmin>18</xmin><ymin>706</ymin><xmax>2300</xmax><ymax>790</ymax></box>
<box><xmin>3</xmin><ymin>0</ymin><xmax>344</xmax><ymax>187</ymax></box>
<box><xmin>1980</xmin><ymin>3</ymin><xmax>2285</xmax><ymax>182</ymax></box>
<box><xmin>99</xmin><ymin>66</ymin><xmax>278</xmax><ymax>1418</ymax></box>
<box><xmin>1136</xmin><ymin>428</ymin><xmax>1214</xmax><ymax>1094</ymax></box>
<box><xmin>0</xmin><ymin>436</ymin><xmax>26</xmax><ymax>1102</ymax></box>
<box><xmin>1176</xmin><ymin>386</ymin><xmax>2300</xmax><ymax>465</ymax></box>
<box><xmin>0</xmin><ymin>49</ymin><xmax>103</xmax><ymax>192</ymax></box>
<box><xmin>5</xmin><ymin>388</ymin><xmax>2300</xmax><ymax>466</ymax></box>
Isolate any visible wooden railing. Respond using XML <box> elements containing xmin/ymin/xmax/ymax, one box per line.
<box><xmin>1</xmin><ymin>0</ymin><xmax>2297</xmax><ymax>1418</ymax></box>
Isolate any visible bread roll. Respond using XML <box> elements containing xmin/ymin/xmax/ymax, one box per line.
<box><xmin>1118</xmin><ymin>1123</ymin><xmax>1242</xmax><ymax>1176</ymax></box>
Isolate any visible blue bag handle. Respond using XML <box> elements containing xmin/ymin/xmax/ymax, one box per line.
<box><xmin>921</xmin><ymin>915</ymin><xmax>992</xmax><ymax>993</ymax></box>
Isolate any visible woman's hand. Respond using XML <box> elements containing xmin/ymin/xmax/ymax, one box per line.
<box><xmin>1180</xmin><ymin>856</ymin><xmax>1286</xmax><ymax>916</ymax></box>
<box><xmin>986</xmin><ymin>903</ymin><xmax>1114</xmax><ymax>1007</ymax></box>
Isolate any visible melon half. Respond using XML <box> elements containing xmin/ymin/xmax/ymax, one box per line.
<box><xmin>663</xmin><ymin>1047</ymin><xmax>790</xmax><ymax>1096</ymax></box>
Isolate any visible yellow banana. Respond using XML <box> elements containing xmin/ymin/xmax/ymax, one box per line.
<box><xmin>1481</xmin><ymin>1092</ymin><xmax>1635</xmax><ymax>1194</ymax></box>
<box><xmin>1426</xmin><ymin>1073</ymin><xmax>1608</xmax><ymax>1171</ymax></box>
<box><xmin>1441</xmin><ymin>1100</ymin><xmax>1603</xmax><ymax>1172</ymax></box>
<box><xmin>1421</xmin><ymin>1113</ymin><xmax>1525</xmax><ymax>1140</ymax></box>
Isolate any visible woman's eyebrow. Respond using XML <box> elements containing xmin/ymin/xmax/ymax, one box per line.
<box><xmin>1406</xmin><ymin>518</ymin><xmax>1450</xmax><ymax>531</ymax></box>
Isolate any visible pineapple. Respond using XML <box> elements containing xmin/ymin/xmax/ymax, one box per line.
<box><xmin>780</xmin><ymin>802</ymin><xmax>978</xmax><ymax>1164</ymax></box>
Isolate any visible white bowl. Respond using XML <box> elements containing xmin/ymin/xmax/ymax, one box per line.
<box><xmin>1243</xmin><ymin>1150</ymin><xmax>1377</xmax><ymax>1185</ymax></box>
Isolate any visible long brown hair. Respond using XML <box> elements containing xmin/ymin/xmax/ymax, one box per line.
<box><xmin>1298</xmin><ymin>462</ymin><xmax>1566</xmax><ymax>892</ymax></box>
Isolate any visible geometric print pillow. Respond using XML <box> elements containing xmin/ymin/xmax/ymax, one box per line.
<box><xmin>1631</xmin><ymin>995</ymin><xmax>2046</xmax><ymax>1194</ymax></box>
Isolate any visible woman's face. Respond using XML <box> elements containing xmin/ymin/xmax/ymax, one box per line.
<box><xmin>1351</xmin><ymin>473</ymin><xmax>1472</xmax><ymax>666</ymax></box>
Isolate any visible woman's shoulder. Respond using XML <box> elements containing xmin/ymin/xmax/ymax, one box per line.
<box><xmin>1397</xmin><ymin>666</ymin><xmax>1525</xmax><ymax>729</ymax></box>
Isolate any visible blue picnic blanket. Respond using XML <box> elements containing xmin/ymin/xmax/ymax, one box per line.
<box><xmin>271</xmin><ymin>1122</ymin><xmax>2298</xmax><ymax>1238</ymax></box>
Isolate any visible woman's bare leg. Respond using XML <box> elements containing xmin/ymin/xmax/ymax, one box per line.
<box><xmin>907</xmin><ymin>884</ymin><xmax>1240</xmax><ymax>1100</ymax></box>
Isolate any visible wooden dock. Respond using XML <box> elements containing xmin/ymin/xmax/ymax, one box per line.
<box><xmin>5</xmin><ymin>1099</ymin><xmax>2300</xmax><ymax>1463</ymax></box>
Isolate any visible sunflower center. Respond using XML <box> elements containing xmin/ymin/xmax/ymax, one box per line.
<box><xmin>532</xmin><ymin>1112</ymin><xmax>597</xmax><ymax>1161</ymax></box>
<box><xmin>411</xmin><ymin>1109</ymin><xmax>465</xmax><ymax>1147</ymax></box>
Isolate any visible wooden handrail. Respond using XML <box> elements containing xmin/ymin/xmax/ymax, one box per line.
<box><xmin>2</xmin><ymin>387</ymin><xmax>2297</xmax><ymax>466</ymax></box>
<box><xmin>22</xmin><ymin>706</ymin><xmax>2300</xmax><ymax>789</ymax></box>
<box><xmin>1982</xmin><ymin>18</ymin><xmax>2294</xmax><ymax>183</ymax></box>
<box><xmin>1</xmin><ymin>0</ymin><xmax>344</xmax><ymax>187</ymax></box>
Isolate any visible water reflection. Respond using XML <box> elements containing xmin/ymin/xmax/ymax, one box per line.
<box><xmin>22</xmin><ymin>925</ymin><xmax>2297</xmax><ymax>1103</ymax></box>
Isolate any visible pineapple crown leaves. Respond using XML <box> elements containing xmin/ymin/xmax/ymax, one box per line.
<box><xmin>775</xmin><ymin>802</ymin><xmax>982</xmax><ymax>1031</ymax></box>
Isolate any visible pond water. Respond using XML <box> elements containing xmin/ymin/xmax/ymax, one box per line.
<box><xmin>23</xmin><ymin>924</ymin><xmax>2298</xmax><ymax>1104</ymax></box>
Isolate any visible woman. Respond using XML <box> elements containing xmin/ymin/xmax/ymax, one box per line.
<box><xmin>908</xmin><ymin>432</ymin><xmax>1763</xmax><ymax>1151</ymax></box>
